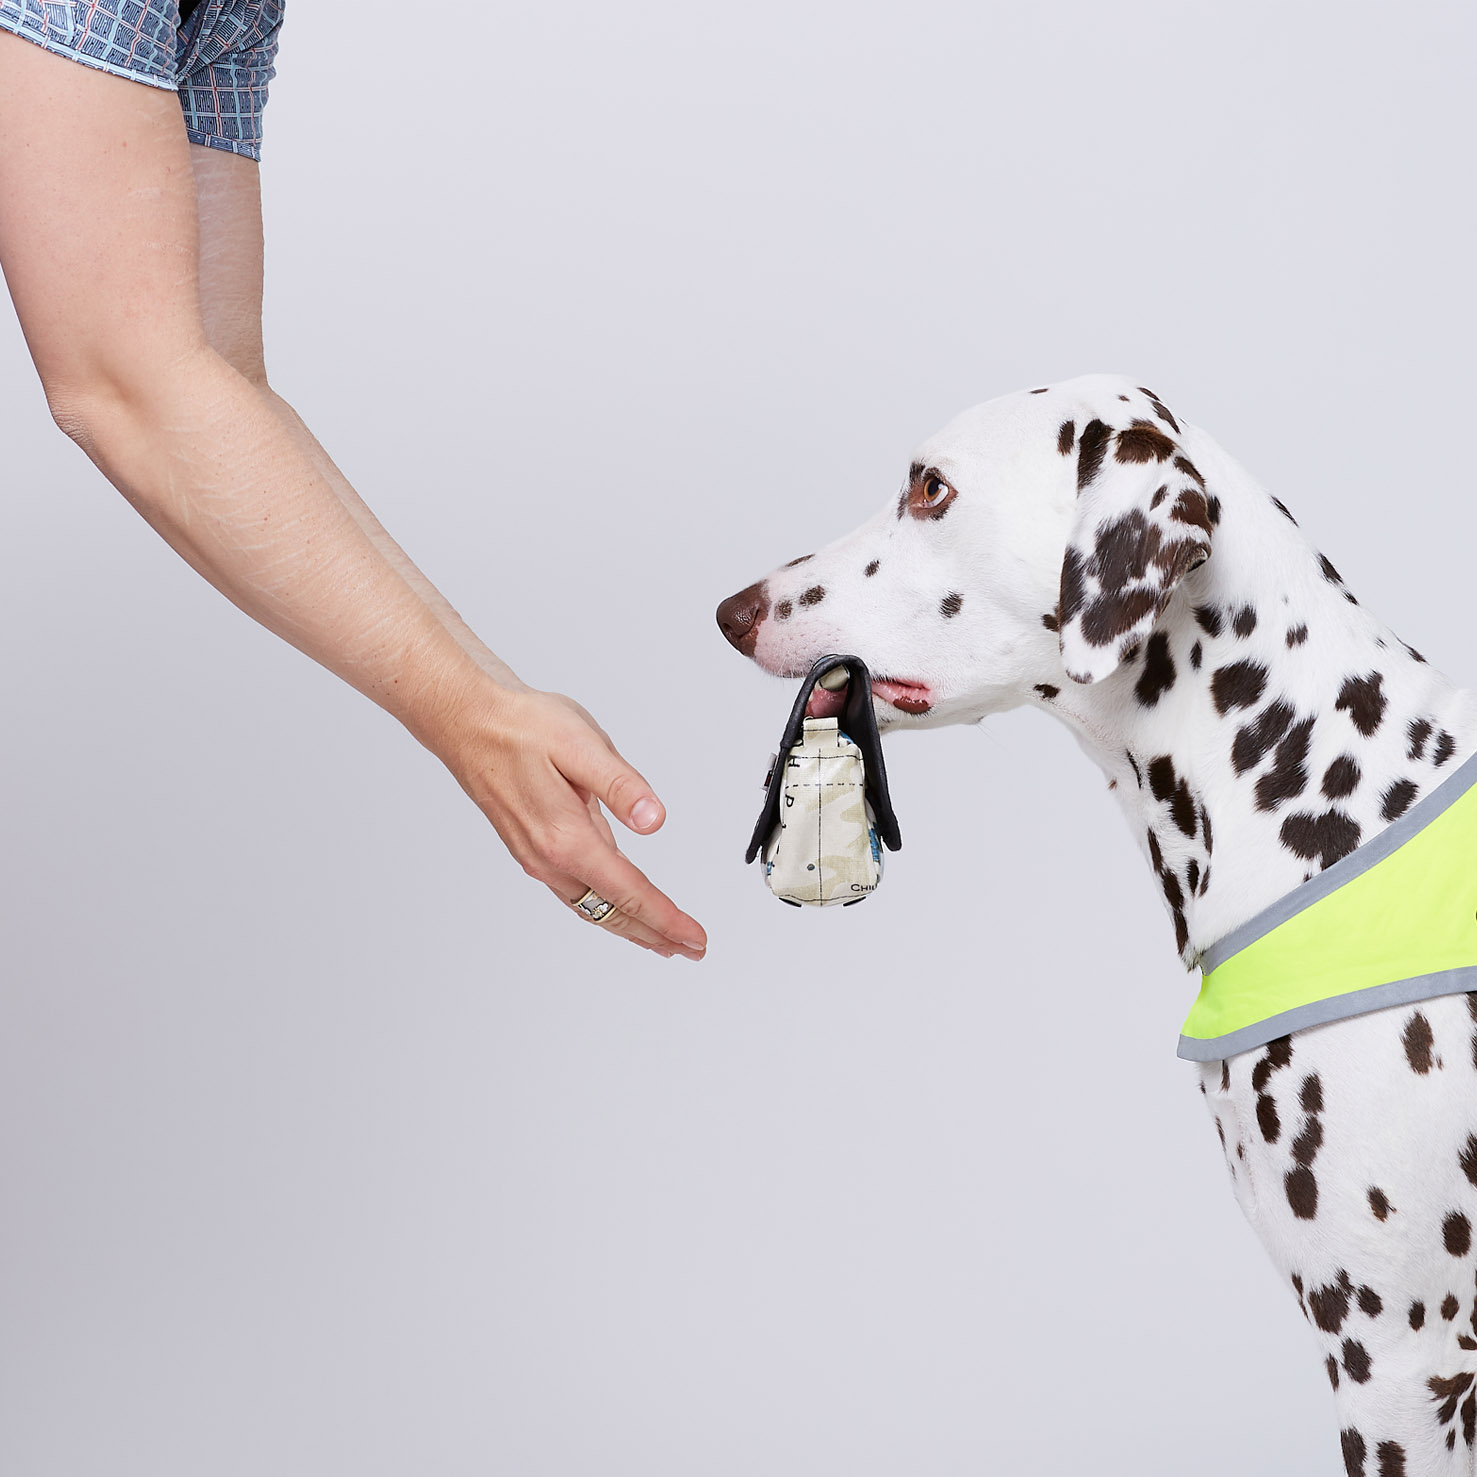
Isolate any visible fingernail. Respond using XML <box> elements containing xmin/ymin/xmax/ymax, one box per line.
<box><xmin>681</xmin><ymin>940</ymin><xmax>705</xmax><ymax>952</ymax></box>
<box><xmin>630</xmin><ymin>797</ymin><xmax>662</xmax><ymax>830</ymax></box>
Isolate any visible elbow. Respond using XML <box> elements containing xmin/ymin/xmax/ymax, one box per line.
<box><xmin>44</xmin><ymin>384</ymin><xmax>105</xmax><ymax>455</ymax></box>
<box><xmin>40</xmin><ymin>352</ymin><xmax>200</xmax><ymax>469</ymax></box>
<box><xmin>42</xmin><ymin>370</ymin><xmax>149</xmax><ymax>466</ymax></box>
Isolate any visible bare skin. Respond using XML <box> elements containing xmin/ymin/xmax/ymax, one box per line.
<box><xmin>0</xmin><ymin>33</ymin><xmax>706</xmax><ymax>960</ymax></box>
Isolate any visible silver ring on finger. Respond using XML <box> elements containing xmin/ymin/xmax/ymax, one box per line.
<box><xmin>571</xmin><ymin>887</ymin><xmax>619</xmax><ymax>925</ymax></box>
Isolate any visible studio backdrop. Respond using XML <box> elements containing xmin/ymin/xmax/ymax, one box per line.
<box><xmin>3</xmin><ymin>4</ymin><xmax>1473</xmax><ymax>1474</ymax></box>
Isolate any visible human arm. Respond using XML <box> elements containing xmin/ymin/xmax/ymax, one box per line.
<box><xmin>0</xmin><ymin>34</ymin><xmax>706</xmax><ymax>959</ymax></box>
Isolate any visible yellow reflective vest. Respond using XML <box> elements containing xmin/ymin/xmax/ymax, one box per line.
<box><xmin>1179</xmin><ymin>752</ymin><xmax>1477</xmax><ymax>1061</ymax></box>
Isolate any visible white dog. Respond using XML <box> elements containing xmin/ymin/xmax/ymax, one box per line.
<box><xmin>717</xmin><ymin>375</ymin><xmax>1477</xmax><ymax>1475</ymax></box>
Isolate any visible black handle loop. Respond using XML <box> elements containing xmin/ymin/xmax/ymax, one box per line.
<box><xmin>745</xmin><ymin>654</ymin><xmax>902</xmax><ymax>864</ymax></box>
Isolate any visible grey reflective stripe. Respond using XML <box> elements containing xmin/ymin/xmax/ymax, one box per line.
<box><xmin>1197</xmin><ymin>748</ymin><xmax>1477</xmax><ymax>974</ymax></box>
<box><xmin>1176</xmin><ymin>965</ymin><xmax>1477</xmax><ymax>1061</ymax></box>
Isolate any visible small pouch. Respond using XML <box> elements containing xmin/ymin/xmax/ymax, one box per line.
<box><xmin>746</xmin><ymin>655</ymin><xmax>902</xmax><ymax>907</ymax></box>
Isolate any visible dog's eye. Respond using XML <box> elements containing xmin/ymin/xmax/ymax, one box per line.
<box><xmin>922</xmin><ymin>474</ymin><xmax>953</xmax><ymax>507</ymax></box>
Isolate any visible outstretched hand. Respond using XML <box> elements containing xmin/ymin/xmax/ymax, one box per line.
<box><xmin>452</xmin><ymin>689</ymin><xmax>708</xmax><ymax>960</ymax></box>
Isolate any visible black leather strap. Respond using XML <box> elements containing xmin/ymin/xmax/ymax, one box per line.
<box><xmin>745</xmin><ymin>654</ymin><xmax>902</xmax><ymax>863</ymax></box>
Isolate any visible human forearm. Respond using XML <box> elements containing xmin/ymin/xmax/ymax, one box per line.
<box><xmin>261</xmin><ymin>388</ymin><xmax>528</xmax><ymax>692</ymax></box>
<box><xmin>74</xmin><ymin>346</ymin><xmax>493</xmax><ymax>756</ymax></box>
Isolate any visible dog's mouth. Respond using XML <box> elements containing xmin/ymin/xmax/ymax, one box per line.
<box><xmin>804</xmin><ymin>672</ymin><xmax>934</xmax><ymax>719</ymax></box>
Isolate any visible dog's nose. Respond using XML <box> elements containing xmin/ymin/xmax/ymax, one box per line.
<box><xmin>716</xmin><ymin>581</ymin><xmax>769</xmax><ymax>654</ymax></box>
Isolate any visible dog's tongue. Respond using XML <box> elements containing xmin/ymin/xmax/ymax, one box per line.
<box><xmin>806</xmin><ymin>674</ymin><xmax>933</xmax><ymax>717</ymax></box>
<box><xmin>805</xmin><ymin>683</ymin><xmax>848</xmax><ymax>719</ymax></box>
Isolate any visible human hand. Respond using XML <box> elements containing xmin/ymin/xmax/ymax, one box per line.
<box><xmin>449</xmin><ymin>688</ymin><xmax>708</xmax><ymax>960</ymax></box>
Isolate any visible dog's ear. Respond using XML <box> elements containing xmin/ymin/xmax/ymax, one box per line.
<box><xmin>1056</xmin><ymin>416</ymin><xmax>1216</xmax><ymax>685</ymax></box>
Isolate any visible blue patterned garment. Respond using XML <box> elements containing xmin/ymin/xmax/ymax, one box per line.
<box><xmin>0</xmin><ymin>0</ymin><xmax>285</xmax><ymax>160</ymax></box>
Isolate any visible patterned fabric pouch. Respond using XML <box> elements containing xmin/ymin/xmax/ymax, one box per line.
<box><xmin>746</xmin><ymin>656</ymin><xmax>902</xmax><ymax>907</ymax></box>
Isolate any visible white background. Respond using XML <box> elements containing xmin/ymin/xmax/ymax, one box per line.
<box><xmin>4</xmin><ymin>3</ymin><xmax>1474</xmax><ymax>1472</ymax></box>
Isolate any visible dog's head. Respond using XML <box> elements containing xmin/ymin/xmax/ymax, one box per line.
<box><xmin>716</xmin><ymin>374</ymin><xmax>1216</xmax><ymax>727</ymax></box>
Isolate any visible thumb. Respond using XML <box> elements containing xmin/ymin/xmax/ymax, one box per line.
<box><xmin>562</xmin><ymin>741</ymin><xmax>665</xmax><ymax>835</ymax></box>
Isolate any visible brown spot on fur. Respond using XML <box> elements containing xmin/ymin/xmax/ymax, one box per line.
<box><xmin>1403</xmin><ymin>1012</ymin><xmax>1435</xmax><ymax>1074</ymax></box>
<box><xmin>1134</xmin><ymin>631</ymin><xmax>1176</xmax><ymax>707</ymax></box>
<box><xmin>1081</xmin><ymin>587</ymin><xmax>1159</xmax><ymax>648</ymax></box>
<box><xmin>1285</xmin><ymin>1164</ymin><xmax>1319</xmax><ymax>1219</ymax></box>
<box><xmin>1381</xmin><ymin>779</ymin><xmax>1418</xmax><ymax>821</ymax></box>
<box><xmin>1211</xmin><ymin>660</ymin><xmax>1268</xmax><ymax>715</ymax></box>
<box><xmin>1322</xmin><ymin>755</ymin><xmax>1360</xmax><ymax>799</ymax></box>
<box><xmin>1460</xmin><ymin>1135</ymin><xmax>1477</xmax><ymax>1189</ymax></box>
<box><xmin>1115</xmin><ymin>419</ymin><xmax>1177</xmax><ymax>464</ymax></box>
<box><xmin>1057</xmin><ymin>419</ymin><xmax>1075</xmax><ymax>456</ymax></box>
<box><xmin>1076</xmin><ymin>420</ymin><xmax>1112</xmax><ymax>491</ymax></box>
<box><xmin>1173</xmin><ymin>455</ymin><xmax>1205</xmax><ymax>486</ymax></box>
<box><xmin>1255</xmin><ymin>718</ymin><xmax>1314</xmax><ymax>811</ymax></box>
<box><xmin>1291</xmin><ymin>1116</ymin><xmax>1323</xmax><ymax>1167</ymax></box>
<box><xmin>1335</xmin><ymin>672</ymin><xmax>1387</xmax><ymax>737</ymax></box>
<box><xmin>1444</xmin><ymin>1212</ymin><xmax>1472</xmax><ymax>1256</ymax></box>
<box><xmin>1170</xmin><ymin>489</ymin><xmax>1213</xmax><ymax>535</ymax></box>
<box><xmin>1138</xmin><ymin>387</ymin><xmax>1180</xmax><ymax>433</ymax></box>
<box><xmin>1341</xmin><ymin>1339</ymin><xmax>1371</xmax><ymax>1383</ymax></box>
<box><xmin>1280</xmin><ymin>809</ymin><xmax>1362</xmax><ymax>870</ymax></box>
<box><xmin>1147</xmin><ymin>755</ymin><xmax>1197</xmax><ymax>838</ymax></box>
<box><xmin>1232</xmin><ymin>699</ymin><xmax>1294</xmax><ymax>774</ymax></box>
<box><xmin>798</xmin><ymin>585</ymin><xmax>826</xmax><ymax>608</ymax></box>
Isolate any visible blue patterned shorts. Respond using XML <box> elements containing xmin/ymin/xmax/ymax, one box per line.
<box><xmin>0</xmin><ymin>0</ymin><xmax>284</xmax><ymax>161</ymax></box>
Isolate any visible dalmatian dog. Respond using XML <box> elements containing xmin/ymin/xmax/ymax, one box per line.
<box><xmin>715</xmin><ymin>375</ymin><xmax>1477</xmax><ymax>1474</ymax></box>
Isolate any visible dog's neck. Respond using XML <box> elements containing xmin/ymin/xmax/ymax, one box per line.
<box><xmin>1038</xmin><ymin>487</ymin><xmax>1477</xmax><ymax>967</ymax></box>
